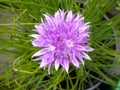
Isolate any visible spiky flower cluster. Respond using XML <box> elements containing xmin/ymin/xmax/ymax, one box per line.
<box><xmin>31</xmin><ymin>10</ymin><xmax>94</xmax><ymax>74</ymax></box>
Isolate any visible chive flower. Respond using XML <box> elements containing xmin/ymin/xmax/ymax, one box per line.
<box><xmin>31</xmin><ymin>10</ymin><xmax>94</xmax><ymax>74</ymax></box>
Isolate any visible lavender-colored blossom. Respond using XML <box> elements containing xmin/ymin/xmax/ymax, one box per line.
<box><xmin>31</xmin><ymin>10</ymin><xmax>94</xmax><ymax>74</ymax></box>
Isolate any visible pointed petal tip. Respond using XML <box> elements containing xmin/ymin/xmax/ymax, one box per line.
<box><xmin>65</xmin><ymin>66</ymin><xmax>69</xmax><ymax>74</ymax></box>
<box><xmin>82</xmin><ymin>62</ymin><xmax>84</xmax><ymax>65</ymax></box>
<box><xmin>32</xmin><ymin>53</ymin><xmax>39</xmax><ymax>57</ymax></box>
<box><xmin>39</xmin><ymin>64</ymin><xmax>46</xmax><ymax>68</ymax></box>
<box><xmin>80</xmin><ymin>58</ymin><xmax>84</xmax><ymax>65</ymax></box>
<box><xmin>85</xmin><ymin>47</ymin><xmax>94</xmax><ymax>52</ymax></box>
<box><xmin>30</xmin><ymin>34</ymin><xmax>40</xmax><ymax>39</ymax></box>
<box><xmin>83</xmin><ymin>52</ymin><xmax>92</xmax><ymax>60</ymax></box>
<box><xmin>32</xmin><ymin>59</ymin><xmax>39</xmax><ymax>61</ymax></box>
<box><xmin>55</xmin><ymin>63</ymin><xmax>60</xmax><ymax>71</ymax></box>
<box><xmin>29</xmin><ymin>34</ymin><xmax>35</xmax><ymax>38</ymax></box>
<box><xmin>48</xmin><ymin>65</ymin><xmax>51</xmax><ymax>75</ymax></box>
<box><xmin>65</xmin><ymin>69</ymin><xmax>69</xmax><ymax>73</ymax></box>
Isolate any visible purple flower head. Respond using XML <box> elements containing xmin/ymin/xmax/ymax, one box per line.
<box><xmin>31</xmin><ymin>10</ymin><xmax>94</xmax><ymax>74</ymax></box>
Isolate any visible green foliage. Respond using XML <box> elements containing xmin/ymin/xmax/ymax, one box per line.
<box><xmin>0</xmin><ymin>0</ymin><xmax>120</xmax><ymax>90</ymax></box>
<box><xmin>116</xmin><ymin>0</ymin><xmax>120</xmax><ymax>10</ymax></box>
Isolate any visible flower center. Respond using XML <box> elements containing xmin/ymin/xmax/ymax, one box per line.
<box><xmin>66</xmin><ymin>40</ymin><xmax>74</xmax><ymax>48</ymax></box>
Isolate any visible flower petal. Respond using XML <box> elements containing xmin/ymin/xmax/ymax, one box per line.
<box><xmin>76</xmin><ymin>53</ymin><xmax>84</xmax><ymax>65</ymax></box>
<box><xmin>32</xmin><ymin>39</ymin><xmax>45</xmax><ymax>47</ymax></box>
<box><xmin>32</xmin><ymin>57</ymin><xmax>41</xmax><ymax>61</ymax></box>
<box><xmin>54</xmin><ymin>10</ymin><xmax>65</xmax><ymax>24</ymax></box>
<box><xmin>40</xmin><ymin>53</ymin><xmax>54</xmax><ymax>68</ymax></box>
<box><xmin>63</xmin><ymin>59</ymin><xmax>69</xmax><ymax>73</ymax></box>
<box><xmin>79</xmin><ymin>25</ymin><xmax>90</xmax><ymax>33</ymax></box>
<box><xmin>48</xmin><ymin>64</ymin><xmax>51</xmax><ymax>75</ymax></box>
<box><xmin>30</xmin><ymin>34</ymin><xmax>40</xmax><ymax>39</ymax></box>
<box><xmin>74</xmin><ymin>14</ymin><xmax>81</xmax><ymax>21</ymax></box>
<box><xmin>55</xmin><ymin>60</ymin><xmax>60</xmax><ymax>71</ymax></box>
<box><xmin>70</xmin><ymin>54</ymin><xmax>79</xmax><ymax>68</ymax></box>
<box><xmin>66</xmin><ymin>11</ymin><xmax>73</xmax><ymax>22</ymax></box>
<box><xmin>32</xmin><ymin>45</ymin><xmax>55</xmax><ymax>57</ymax></box>
<box><xmin>34</xmin><ymin>24</ymin><xmax>44</xmax><ymax>34</ymax></box>
<box><xmin>85</xmin><ymin>46</ymin><xmax>94</xmax><ymax>52</ymax></box>
<box><xmin>39</xmin><ymin>57</ymin><xmax>48</xmax><ymax>68</ymax></box>
<box><xmin>82</xmin><ymin>52</ymin><xmax>92</xmax><ymax>60</ymax></box>
<box><xmin>75</xmin><ymin>45</ymin><xmax>86</xmax><ymax>51</ymax></box>
<box><xmin>79</xmin><ymin>58</ymin><xmax>84</xmax><ymax>65</ymax></box>
<box><xmin>44</xmin><ymin>14</ymin><xmax>55</xmax><ymax>27</ymax></box>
